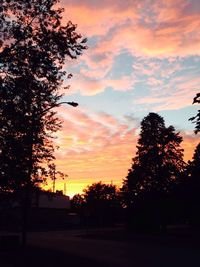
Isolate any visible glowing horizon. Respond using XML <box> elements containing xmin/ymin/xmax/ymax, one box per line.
<box><xmin>44</xmin><ymin>0</ymin><xmax>200</xmax><ymax>197</ymax></box>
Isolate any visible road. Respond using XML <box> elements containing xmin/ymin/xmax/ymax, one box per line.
<box><xmin>27</xmin><ymin>228</ymin><xmax>200</xmax><ymax>267</ymax></box>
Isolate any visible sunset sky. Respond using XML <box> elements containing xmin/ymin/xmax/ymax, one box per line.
<box><xmin>46</xmin><ymin>0</ymin><xmax>200</xmax><ymax>197</ymax></box>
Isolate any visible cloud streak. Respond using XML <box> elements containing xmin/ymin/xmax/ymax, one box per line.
<box><xmin>46</xmin><ymin>106</ymin><xmax>138</xmax><ymax>195</ymax></box>
<box><xmin>47</xmin><ymin>106</ymin><xmax>199</xmax><ymax>196</ymax></box>
<box><xmin>62</xmin><ymin>0</ymin><xmax>200</xmax><ymax>57</ymax></box>
<box><xmin>60</xmin><ymin>0</ymin><xmax>200</xmax><ymax>101</ymax></box>
<box><xmin>49</xmin><ymin>1</ymin><xmax>200</xmax><ymax>196</ymax></box>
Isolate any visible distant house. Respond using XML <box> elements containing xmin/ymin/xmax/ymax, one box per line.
<box><xmin>33</xmin><ymin>192</ymin><xmax>70</xmax><ymax>209</ymax></box>
<box><xmin>0</xmin><ymin>190</ymin><xmax>71</xmax><ymax>231</ymax></box>
<box><xmin>28</xmin><ymin>191</ymin><xmax>71</xmax><ymax>230</ymax></box>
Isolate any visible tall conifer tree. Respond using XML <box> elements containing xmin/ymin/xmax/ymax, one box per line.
<box><xmin>122</xmin><ymin>113</ymin><xmax>185</xmax><ymax>230</ymax></box>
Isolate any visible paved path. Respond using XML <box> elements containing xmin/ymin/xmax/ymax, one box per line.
<box><xmin>28</xmin><ymin>229</ymin><xmax>200</xmax><ymax>267</ymax></box>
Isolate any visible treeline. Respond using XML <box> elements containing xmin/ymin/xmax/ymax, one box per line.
<box><xmin>71</xmin><ymin>182</ymin><xmax>121</xmax><ymax>227</ymax></box>
<box><xmin>71</xmin><ymin>112</ymin><xmax>200</xmax><ymax>232</ymax></box>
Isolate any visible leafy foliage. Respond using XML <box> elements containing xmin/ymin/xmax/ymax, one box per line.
<box><xmin>185</xmin><ymin>143</ymin><xmax>200</xmax><ymax>223</ymax></box>
<box><xmin>123</xmin><ymin>113</ymin><xmax>185</xmax><ymax>196</ymax></box>
<box><xmin>70</xmin><ymin>193</ymin><xmax>86</xmax><ymax>218</ymax></box>
<box><xmin>122</xmin><ymin>113</ymin><xmax>186</xmax><ymax>230</ymax></box>
<box><xmin>83</xmin><ymin>182</ymin><xmax>118</xmax><ymax>204</ymax></box>
<box><xmin>0</xmin><ymin>0</ymin><xmax>87</xmax><ymax>192</ymax></box>
<box><xmin>190</xmin><ymin>93</ymin><xmax>200</xmax><ymax>134</ymax></box>
<box><xmin>188</xmin><ymin>143</ymin><xmax>200</xmax><ymax>179</ymax></box>
<box><xmin>71</xmin><ymin>182</ymin><xmax>121</xmax><ymax>226</ymax></box>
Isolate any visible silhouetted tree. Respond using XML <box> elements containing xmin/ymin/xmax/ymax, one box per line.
<box><xmin>70</xmin><ymin>194</ymin><xmax>86</xmax><ymax>225</ymax></box>
<box><xmin>0</xmin><ymin>0</ymin><xmax>86</xmax><ymax>245</ymax></box>
<box><xmin>185</xmin><ymin>143</ymin><xmax>200</xmax><ymax>224</ymax></box>
<box><xmin>122</xmin><ymin>113</ymin><xmax>185</xmax><ymax>231</ymax></box>
<box><xmin>83</xmin><ymin>182</ymin><xmax>120</xmax><ymax>226</ymax></box>
<box><xmin>0</xmin><ymin>0</ymin><xmax>86</xmax><ymax>192</ymax></box>
<box><xmin>190</xmin><ymin>93</ymin><xmax>200</xmax><ymax>134</ymax></box>
<box><xmin>188</xmin><ymin>143</ymin><xmax>200</xmax><ymax>180</ymax></box>
<box><xmin>71</xmin><ymin>194</ymin><xmax>85</xmax><ymax>212</ymax></box>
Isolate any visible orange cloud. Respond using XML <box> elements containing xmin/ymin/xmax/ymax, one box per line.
<box><xmin>58</xmin><ymin>0</ymin><xmax>200</xmax><ymax>98</ymax></box>
<box><xmin>182</xmin><ymin>132</ymin><xmax>199</xmax><ymax>161</ymax></box>
<box><xmin>62</xmin><ymin>0</ymin><xmax>200</xmax><ymax>57</ymax></box>
<box><xmin>44</xmin><ymin>106</ymin><xmax>138</xmax><ymax>196</ymax></box>
<box><xmin>45</xmin><ymin>1</ymin><xmax>200</xmax><ymax>197</ymax></box>
<box><xmin>61</xmin><ymin>0</ymin><xmax>140</xmax><ymax>36</ymax></box>
<box><xmin>68</xmin><ymin>74</ymin><xmax>135</xmax><ymax>95</ymax></box>
<box><xmin>43</xmin><ymin>106</ymin><xmax>199</xmax><ymax>197</ymax></box>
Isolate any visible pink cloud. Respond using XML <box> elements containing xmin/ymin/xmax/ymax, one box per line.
<box><xmin>68</xmin><ymin>73</ymin><xmax>135</xmax><ymax>95</ymax></box>
<box><xmin>154</xmin><ymin>76</ymin><xmax>200</xmax><ymax>111</ymax></box>
<box><xmin>57</xmin><ymin>0</ymin><xmax>200</xmax><ymax>98</ymax></box>
<box><xmin>60</xmin><ymin>1</ymin><xmax>139</xmax><ymax>37</ymax></box>
<box><xmin>93</xmin><ymin>19</ymin><xmax>200</xmax><ymax>58</ymax></box>
<box><xmin>42</xmin><ymin>1</ymin><xmax>200</xmax><ymax>196</ymax></box>
<box><xmin>133</xmin><ymin>65</ymin><xmax>200</xmax><ymax>111</ymax></box>
<box><xmin>46</xmin><ymin>106</ymin><xmax>199</xmax><ymax>196</ymax></box>
<box><xmin>91</xmin><ymin>112</ymin><xmax>119</xmax><ymax>127</ymax></box>
<box><xmin>147</xmin><ymin>77</ymin><xmax>164</xmax><ymax>87</ymax></box>
<box><xmin>62</xmin><ymin>0</ymin><xmax>200</xmax><ymax>57</ymax></box>
<box><xmin>45</xmin><ymin>106</ymin><xmax>138</xmax><ymax>193</ymax></box>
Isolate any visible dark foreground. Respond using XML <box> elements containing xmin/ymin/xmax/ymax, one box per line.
<box><xmin>1</xmin><ymin>227</ymin><xmax>200</xmax><ymax>267</ymax></box>
<box><xmin>0</xmin><ymin>246</ymin><xmax>111</xmax><ymax>267</ymax></box>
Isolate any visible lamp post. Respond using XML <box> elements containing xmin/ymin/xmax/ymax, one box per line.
<box><xmin>21</xmin><ymin>101</ymin><xmax>77</xmax><ymax>247</ymax></box>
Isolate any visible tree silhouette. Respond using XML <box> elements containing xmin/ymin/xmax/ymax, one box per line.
<box><xmin>190</xmin><ymin>93</ymin><xmax>200</xmax><ymax>134</ymax></box>
<box><xmin>71</xmin><ymin>194</ymin><xmax>85</xmax><ymax>211</ymax></box>
<box><xmin>188</xmin><ymin>143</ymin><xmax>200</xmax><ymax>180</ymax></box>
<box><xmin>0</xmin><ymin>0</ymin><xmax>87</xmax><ymax>245</ymax></box>
<box><xmin>0</xmin><ymin>0</ymin><xmax>86</xmax><ymax>191</ymax></box>
<box><xmin>82</xmin><ymin>182</ymin><xmax>120</xmax><ymax>226</ymax></box>
<box><xmin>185</xmin><ymin>143</ymin><xmax>200</xmax><ymax>224</ymax></box>
<box><xmin>122</xmin><ymin>113</ymin><xmax>185</xmax><ymax>231</ymax></box>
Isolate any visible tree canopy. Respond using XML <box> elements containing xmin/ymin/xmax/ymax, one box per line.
<box><xmin>72</xmin><ymin>182</ymin><xmax>120</xmax><ymax>226</ymax></box>
<box><xmin>0</xmin><ymin>0</ymin><xmax>87</xmax><ymax>192</ymax></box>
<box><xmin>122</xmin><ymin>113</ymin><xmax>186</xmax><ymax>230</ymax></box>
<box><xmin>190</xmin><ymin>93</ymin><xmax>200</xmax><ymax>134</ymax></box>
<box><xmin>186</xmin><ymin>143</ymin><xmax>200</xmax><ymax>194</ymax></box>
<box><xmin>123</xmin><ymin>113</ymin><xmax>185</xmax><ymax>198</ymax></box>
